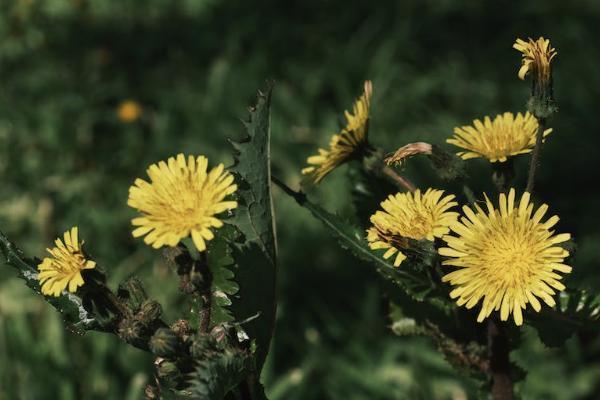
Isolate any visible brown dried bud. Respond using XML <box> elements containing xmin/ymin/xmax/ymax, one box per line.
<box><xmin>385</xmin><ymin>142</ymin><xmax>433</xmax><ymax>166</ymax></box>
<box><xmin>170</xmin><ymin>319</ymin><xmax>192</xmax><ymax>340</ymax></box>
<box><xmin>144</xmin><ymin>384</ymin><xmax>160</xmax><ymax>399</ymax></box>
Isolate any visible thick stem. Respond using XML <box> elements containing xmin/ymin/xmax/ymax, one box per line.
<box><xmin>488</xmin><ymin>320</ymin><xmax>513</xmax><ymax>400</ymax></box>
<box><xmin>381</xmin><ymin>165</ymin><xmax>417</xmax><ymax>192</ymax></box>
<box><xmin>526</xmin><ymin>118</ymin><xmax>546</xmax><ymax>193</ymax></box>
<box><xmin>196</xmin><ymin>253</ymin><xmax>213</xmax><ymax>333</ymax></box>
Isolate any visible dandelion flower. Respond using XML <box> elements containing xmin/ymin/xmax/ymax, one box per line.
<box><xmin>439</xmin><ymin>189</ymin><xmax>572</xmax><ymax>326</ymax></box>
<box><xmin>38</xmin><ymin>227</ymin><xmax>96</xmax><ymax>297</ymax></box>
<box><xmin>302</xmin><ymin>80</ymin><xmax>372</xmax><ymax>183</ymax></box>
<box><xmin>447</xmin><ymin>112</ymin><xmax>552</xmax><ymax>162</ymax></box>
<box><xmin>513</xmin><ymin>37</ymin><xmax>557</xmax><ymax>85</ymax></box>
<box><xmin>117</xmin><ymin>100</ymin><xmax>143</xmax><ymax>123</ymax></box>
<box><xmin>128</xmin><ymin>154</ymin><xmax>237</xmax><ymax>252</ymax></box>
<box><xmin>367</xmin><ymin>189</ymin><xmax>458</xmax><ymax>266</ymax></box>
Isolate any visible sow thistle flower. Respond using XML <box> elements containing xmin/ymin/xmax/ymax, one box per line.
<box><xmin>301</xmin><ymin>80</ymin><xmax>372</xmax><ymax>184</ymax></box>
<box><xmin>38</xmin><ymin>227</ymin><xmax>96</xmax><ymax>297</ymax></box>
<box><xmin>439</xmin><ymin>189</ymin><xmax>572</xmax><ymax>326</ymax></box>
<box><xmin>447</xmin><ymin>112</ymin><xmax>552</xmax><ymax>162</ymax></box>
<box><xmin>513</xmin><ymin>37</ymin><xmax>557</xmax><ymax>87</ymax></box>
<box><xmin>128</xmin><ymin>154</ymin><xmax>237</xmax><ymax>252</ymax></box>
<box><xmin>367</xmin><ymin>189</ymin><xmax>458</xmax><ymax>266</ymax></box>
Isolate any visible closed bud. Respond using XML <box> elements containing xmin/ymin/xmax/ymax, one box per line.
<box><xmin>137</xmin><ymin>300</ymin><xmax>163</xmax><ymax>326</ymax></box>
<box><xmin>150</xmin><ymin>328</ymin><xmax>180</xmax><ymax>357</ymax></box>
<box><xmin>170</xmin><ymin>319</ymin><xmax>192</xmax><ymax>340</ymax></box>
<box><xmin>429</xmin><ymin>145</ymin><xmax>466</xmax><ymax>181</ymax></box>
<box><xmin>117</xmin><ymin>276</ymin><xmax>148</xmax><ymax>311</ymax></box>
<box><xmin>118</xmin><ymin>318</ymin><xmax>143</xmax><ymax>343</ymax></box>
<box><xmin>190</xmin><ymin>333</ymin><xmax>218</xmax><ymax>358</ymax></box>
<box><xmin>157</xmin><ymin>360</ymin><xmax>179</xmax><ymax>380</ymax></box>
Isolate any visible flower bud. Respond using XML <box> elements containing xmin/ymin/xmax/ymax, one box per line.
<box><xmin>117</xmin><ymin>276</ymin><xmax>148</xmax><ymax>311</ymax></box>
<box><xmin>150</xmin><ymin>328</ymin><xmax>181</xmax><ymax>357</ymax></box>
<box><xmin>118</xmin><ymin>318</ymin><xmax>143</xmax><ymax>343</ymax></box>
<box><xmin>137</xmin><ymin>300</ymin><xmax>163</xmax><ymax>326</ymax></box>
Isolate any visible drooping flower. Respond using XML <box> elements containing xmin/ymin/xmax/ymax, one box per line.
<box><xmin>117</xmin><ymin>100</ymin><xmax>143</xmax><ymax>123</ymax></box>
<box><xmin>367</xmin><ymin>189</ymin><xmax>458</xmax><ymax>266</ymax></box>
<box><xmin>513</xmin><ymin>37</ymin><xmax>557</xmax><ymax>86</ymax></box>
<box><xmin>38</xmin><ymin>227</ymin><xmax>96</xmax><ymax>297</ymax></box>
<box><xmin>302</xmin><ymin>80</ymin><xmax>372</xmax><ymax>183</ymax></box>
<box><xmin>439</xmin><ymin>189</ymin><xmax>572</xmax><ymax>326</ymax></box>
<box><xmin>385</xmin><ymin>142</ymin><xmax>433</xmax><ymax>166</ymax></box>
<box><xmin>447</xmin><ymin>112</ymin><xmax>552</xmax><ymax>162</ymax></box>
<box><xmin>128</xmin><ymin>154</ymin><xmax>237</xmax><ymax>252</ymax></box>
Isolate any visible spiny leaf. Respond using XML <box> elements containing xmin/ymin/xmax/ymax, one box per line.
<box><xmin>0</xmin><ymin>230</ymin><xmax>99</xmax><ymax>333</ymax></box>
<box><xmin>228</xmin><ymin>83</ymin><xmax>277</xmax><ymax>370</ymax></box>
<box><xmin>271</xmin><ymin>176</ymin><xmax>432</xmax><ymax>300</ymax></box>
<box><xmin>207</xmin><ymin>225</ymin><xmax>239</xmax><ymax>326</ymax></box>
<box><xmin>187</xmin><ymin>348</ymin><xmax>261</xmax><ymax>400</ymax></box>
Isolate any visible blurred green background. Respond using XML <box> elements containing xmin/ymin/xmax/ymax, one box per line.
<box><xmin>1</xmin><ymin>0</ymin><xmax>600</xmax><ymax>399</ymax></box>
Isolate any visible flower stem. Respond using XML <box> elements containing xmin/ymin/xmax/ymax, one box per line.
<box><xmin>488</xmin><ymin>319</ymin><xmax>513</xmax><ymax>400</ymax></box>
<box><xmin>526</xmin><ymin>118</ymin><xmax>546</xmax><ymax>193</ymax></box>
<box><xmin>381</xmin><ymin>165</ymin><xmax>417</xmax><ymax>192</ymax></box>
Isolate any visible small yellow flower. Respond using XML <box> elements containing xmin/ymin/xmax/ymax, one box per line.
<box><xmin>117</xmin><ymin>100</ymin><xmax>143</xmax><ymax>123</ymax></box>
<box><xmin>447</xmin><ymin>112</ymin><xmax>552</xmax><ymax>162</ymax></box>
<box><xmin>302</xmin><ymin>81</ymin><xmax>372</xmax><ymax>183</ymax></box>
<box><xmin>367</xmin><ymin>189</ymin><xmax>458</xmax><ymax>266</ymax></box>
<box><xmin>513</xmin><ymin>37</ymin><xmax>557</xmax><ymax>85</ymax></box>
<box><xmin>439</xmin><ymin>189</ymin><xmax>572</xmax><ymax>326</ymax></box>
<box><xmin>38</xmin><ymin>227</ymin><xmax>96</xmax><ymax>297</ymax></box>
<box><xmin>128</xmin><ymin>154</ymin><xmax>237</xmax><ymax>252</ymax></box>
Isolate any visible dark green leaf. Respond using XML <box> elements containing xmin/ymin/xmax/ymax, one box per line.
<box><xmin>228</xmin><ymin>84</ymin><xmax>277</xmax><ymax>370</ymax></box>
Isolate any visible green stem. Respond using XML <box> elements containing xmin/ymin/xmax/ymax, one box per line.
<box><xmin>526</xmin><ymin>118</ymin><xmax>546</xmax><ymax>193</ymax></box>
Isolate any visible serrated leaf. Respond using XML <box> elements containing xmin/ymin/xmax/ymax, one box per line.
<box><xmin>207</xmin><ymin>225</ymin><xmax>239</xmax><ymax>326</ymax></box>
<box><xmin>228</xmin><ymin>84</ymin><xmax>277</xmax><ymax>370</ymax></box>
<box><xmin>0</xmin><ymin>230</ymin><xmax>100</xmax><ymax>333</ymax></box>
<box><xmin>187</xmin><ymin>349</ymin><xmax>262</xmax><ymax>400</ymax></box>
<box><xmin>271</xmin><ymin>176</ymin><xmax>431</xmax><ymax>299</ymax></box>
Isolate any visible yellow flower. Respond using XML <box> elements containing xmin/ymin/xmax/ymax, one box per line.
<box><xmin>447</xmin><ymin>112</ymin><xmax>552</xmax><ymax>162</ymax></box>
<box><xmin>128</xmin><ymin>154</ymin><xmax>237</xmax><ymax>252</ymax></box>
<box><xmin>302</xmin><ymin>80</ymin><xmax>372</xmax><ymax>183</ymax></box>
<box><xmin>439</xmin><ymin>189</ymin><xmax>572</xmax><ymax>326</ymax></box>
<box><xmin>385</xmin><ymin>142</ymin><xmax>433</xmax><ymax>166</ymax></box>
<box><xmin>513</xmin><ymin>37</ymin><xmax>557</xmax><ymax>85</ymax></box>
<box><xmin>117</xmin><ymin>100</ymin><xmax>143</xmax><ymax>123</ymax></box>
<box><xmin>367</xmin><ymin>189</ymin><xmax>458</xmax><ymax>266</ymax></box>
<box><xmin>38</xmin><ymin>227</ymin><xmax>96</xmax><ymax>297</ymax></box>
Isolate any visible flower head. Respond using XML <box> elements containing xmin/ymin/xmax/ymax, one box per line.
<box><xmin>117</xmin><ymin>100</ymin><xmax>143</xmax><ymax>123</ymax></box>
<box><xmin>367</xmin><ymin>189</ymin><xmax>458</xmax><ymax>266</ymax></box>
<box><xmin>128</xmin><ymin>154</ymin><xmax>237</xmax><ymax>252</ymax></box>
<box><xmin>513</xmin><ymin>37</ymin><xmax>557</xmax><ymax>85</ymax></box>
<box><xmin>385</xmin><ymin>142</ymin><xmax>433</xmax><ymax>166</ymax></box>
<box><xmin>38</xmin><ymin>227</ymin><xmax>96</xmax><ymax>297</ymax></box>
<box><xmin>302</xmin><ymin>80</ymin><xmax>372</xmax><ymax>183</ymax></box>
<box><xmin>447</xmin><ymin>112</ymin><xmax>552</xmax><ymax>162</ymax></box>
<box><xmin>439</xmin><ymin>189</ymin><xmax>572</xmax><ymax>326</ymax></box>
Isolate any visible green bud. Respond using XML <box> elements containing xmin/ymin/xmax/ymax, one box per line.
<box><xmin>190</xmin><ymin>333</ymin><xmax>218</xmax><ymax>358</ymax></box>
<box><xmin>118</xmin><ymin>318</ymin><xmax>143</xmax><ymax>343</ymax></box>
<box><xmin>137</xmin><ymin>300</ymin><xmax>163</xmax><ymax>326</ymax></box>
<box><xmin>150</xmin><ymin>328</ymin><xmax>181</xmax><ymax>357</ymax></box>
<box><xmin>429</xmin><ymin>145</ymin><xmax>466</xmax><ymax>181</ymax></box>
<box><xmin>157</xmin><ymin>360</ymin><xmax>180</xmax><ymax>380</ymax></box>
<box><xmin>117</xmin><ymin>276</ymin><xmax>148</xmax><ymax>311</ymax></box>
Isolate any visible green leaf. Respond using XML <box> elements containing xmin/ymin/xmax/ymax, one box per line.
<box><xmin>228</xmin><ymin>84</ymin><xmax>277</xmax><ymax>370</ymax></box>
<box><xmin>0</xmin><ymin>230</ymin><xmax>100</xmax><ymax>333</ymax></box>
<box><xmin>187</xmin><ymin>348</ymin><xmax>263</xmax><ymax>400</ymax></box>
<box><xmin>271</xmin><ymin>176</ymin><xmax>431</xmax><ymax>299</ymax></box>
<box><xmin>207</xmin><ymin>225</ymin><xmax>239</xmax><ymax>326</ymax></box>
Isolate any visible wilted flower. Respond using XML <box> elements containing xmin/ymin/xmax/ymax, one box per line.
<box><xmin>128</xmin><ymin>154</ymin><xmax>237</xmax><ymax>252</ymax></box>
<box><xmin>439</xmin><ymin>189</ymin><xmax>572</xmax><ymax>326</ymax></box>
<box><xmin>302</xmin><ymin>81</ymin><xmax>372</xmax><ymax>183</ymax></box>
<box><xmin>367</xmin><ymin>189</ymin><xmax>458</xmax><ymax>266</ymax></box>
<box><xmin>447</xmin><ymin>112</ymin><xmax>552</xmax><ymax>162</ymax></box>
<box><xmin>513</xmin><ymin>37</ymin><xmax>557</xmax><ymax>86</ymax></box>
<box><xmin>385</xmin><ymin>142</ymin><xmax>433</xmax><ymax>166</ymax></box>
<box><xmin>38</xmin><ymin>227</ymin><xmax>96</xmax><ymax>296</ymax></box>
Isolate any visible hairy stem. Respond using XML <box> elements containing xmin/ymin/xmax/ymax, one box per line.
<box><xmin>488</xmin><ymin>320</ymin><xmax>513</xmax><ymax>400</ymax></box>
<box><xmin>197</xmin><ymin>253</ymin><xmax>213</xmax><ymax>333</ymax></box>
<box><xmin>381</xmin><ymin>165</ymin><xmax>417</xmax><ymax>192</ymax></box>
<box><xmin>526</xmin><ymin>118</ymin><xmax>546</xmax><ymax>193</ymax></box>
